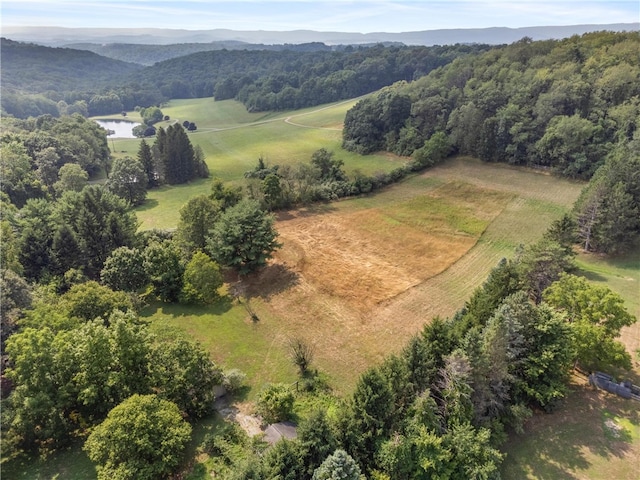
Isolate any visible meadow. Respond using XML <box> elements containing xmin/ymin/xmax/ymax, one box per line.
<box><xmin>58</xmin><ymin>96</ymin><xmax>639</xmax><ymax>479</ymax></box>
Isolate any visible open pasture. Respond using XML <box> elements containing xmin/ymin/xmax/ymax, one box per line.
<box><xmin>130</xmin><ymin>97</ymin><xmax>405</xmax><ymax>229</ymax></box>
<box><xmin>148</xmin><ymin>158</ymin><xmax>585</xmax><ymax>394</ymax></box>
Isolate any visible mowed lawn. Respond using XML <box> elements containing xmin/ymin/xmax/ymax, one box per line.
<box><xmin>114</xmin><ymin>96</ymin><xmax>405</xmax><ymax>229</ymax></box>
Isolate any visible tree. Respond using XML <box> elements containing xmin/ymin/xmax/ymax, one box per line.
<box><xmin>140</xmin><ymin>106</ymin><xmax>163</xmax><ymax>125</ymax></box>
<box><xmin>101</xmin><ymin>246</ymin><xmax>149</xmax><ymax>292</ymax></box>
<box><xmin>210</xmin><ymin>177</ymin><xmax>243</xmax><ymax>209</ymax></box>
<box><xmin>53</xmin><ymin>163</ymin><xmax>88</xmax><ymax>195</ymax></box>
<box><xmin>262</xmin><ymin>173</ymin><xmax>283</xmax><ymax>210</ymax></box>
<box><xmin>455</xmin><ymin>257</ymin><xmax>520</xmax><ymax>336</ymax></box>
<box><xmin>573</xmin><ymin>144</ymin><xmax>640</xmax><ymax>254</ymax></box>
<box><xmin>0</xmin><ymin>269</ymin><xmax>32</xmax><ymax>347</ymax></box>
<box><xmin>311</xmin><ymin>148</ymin><xmax>346</xmax><ymax>182</ymax></box>
<box><xmin>60</xmin><ymin>281</ymin><xmax>133</xmax><ymax>323</ymax></box>
<box><xmin>150</xmin><ymin>337</ymin><xmax>223</xmax><ymax>417</ymax></box>
<box><xmin>262</xmin><ymin>439</ymin><xmax>305</xmax><ymax>480</ymax></box>
<box><xmin>17</xmin><ymin>198</ymin><xmax>55</xmax><ymax>280</ymax></box>
<box><xmin>143</xmin><ymin>241</ymin><xmax>184</xmax><ymax>302</ymax></box>
<box><xmin>50</xmin><ymin>223</ymin><xmax>83</xmax><ymax>276</ymax></box>
<box><xmin>442</xmin><ymin>422</ymin><xmax>504</xmax><ymax>480</ymax></box>
<box><xmin>208</xmin><ymin>198</ymin><xmax>281</xmax><ymax>274</ymax></box>
<box><xmin>175</xmin><ymin>194</ymin><xmax>220</xmax><ymax>255</ymax></box>
<box><xmin>158</xmin><ymin>123</ymin><xmax>197</xmax><ymax>184</ymax></box>
<box><xmin>288</xmin><ymin>337</ymin><xmax>315</xmax><ymax>375</ymax></box>
<box><xmin>297</xmin><ymin>409</ymin><xmax>339</xmax><ymax>478</ymax></box>
<box><xmin>106</xmin><ymin>157</ymin><xmax>147</xmax><ymax>206</ymax></box>
<box><xmin>34</xmin><ymin>146</ymin><xmax>61</xmax><ymax>191</ymax></box>
<box><xmin>0</xmin><ymin>140</ymin><xmax>44</xmax><ymax>207</ymax></box>
<box><xmin>493</xmin><ymin>292</ymin><xmax>574</xmax><ymax>410</ymax></box>
<box><xmin>341</xmin><ymin>367</ymin><xmax>395</xmax><ymax>469</ymax></box>
<box><xmin>437</xmin><ymin>350</ymin><xmax>474</xmax><ymax>427</ymax></box>
<box><xmin>180</xmin><ymin>251</ymin><xmax>223</xmax><ymax>305</ymax></box>
<box><xmin>84</xmin><ymin>394</ymin><xmax>191</xmax><ymax>480</ymax></box>
<box><xmin>544</xmin><ymin>273</ymin><xmax>636</xmax><ymax>370</ymax></box>
<box><xmin>255</xmin><ymin>383</ymin><xmax>295</xmax><ymax>424</ymax></box>
<box><xmin>517</xmin><ymin>238</ymin><xmax>575</xmax><ymax>303</ymax></box>
<box><xmin>411</xmin><ymin>131</ymin><xmax>452</xmax><ymax>169</ymax></box>
<box><xmin>137</xmin><ymin>139</ymin><xmax>158</xmax><ymax>188</ymax></box>
<box><xmin>312</xmin><ymin>449</ymin><xmax>362</xmax><ymax>480</ymax></box>
<box><xmin>54</xmin><ymin>186</ymin><xmax>138</xmax><ymax>278</ymax></box>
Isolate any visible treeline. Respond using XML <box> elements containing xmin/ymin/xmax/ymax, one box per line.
<box><xmin>66</xmin><ymin>40</ymin><xmax>336</xmax><ymax>66</ymax></box>
<box><xmin>342</xmin><ymin>31</ymin><xmax>640</xmax><ymax>253</ymax></box>
<box><xmin>0</xmin><ymin>114</ymin><xmax>110</xmax><ymax>207</ymax></box>
<box><xmin>137</xmin><ymin>43</ymin><xmax>491</xmax><ymax>112</ymax></box>
<box><xmin>242</xmin><ymin>138</ymin><xmax>451</xmax><ymax>211</ymax></box>
<box><xmin>343</xmin><ymin>31</ymin><xmax>639</xmax><ymax>179</ymax></box>
<box><xmin>0</xmin><ymin>38</ymin><xmax>144</xmax><ymax>118</ymax></box>
<box><xmin>221</xmin><ymin>224</ymin><xmax>636</xmax><ymax>479</ymax></box>
<box><xmin>0</xmin><ymin>114</ymin><xmax>208</xmax><ymax>212</ymax></box>
<box><xmin>1</xmin><ymin>39</ymin><xmax>490</xmax><ymax>118</ymax></box>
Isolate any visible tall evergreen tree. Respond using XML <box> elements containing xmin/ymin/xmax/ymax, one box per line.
<box><xmin>54</xmin><ymin>186</ymin><xmax>137</xmax><ymax>278</ymax></box>
<box><xmin>137</xmin><ymin>139</ymin><xmax>158</xmax><ymax>188</ymax></box>
<box><xmin>160</xmin><ymin>124</ymin><xmax>196</xmax><ymax>184</ymax></box>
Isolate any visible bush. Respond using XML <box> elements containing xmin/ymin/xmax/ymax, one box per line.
<box><xmin>223</xmin><ymin>369</ymin><xmax>247</xmax><ymax>394</ymax></box>
<box><xmin>255</xmin><ymin>383</ymin><xmax>295</xmax><ymax>424</ymax></box>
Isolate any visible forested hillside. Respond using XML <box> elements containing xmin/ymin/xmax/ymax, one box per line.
<box><xmin>342</xmin><ymin>31</ymin><xmax>640</xmax><ymax>253</ymax></box>
<box><xmin>0</xmin><ymin>39</ymin><xmax>490</xmax><ymax>118</ymax></box>
<box><xmin>127</xmin><ymin>43</ymin><xmax>491</xmax><ymax>111</ymax></box>
<box><xmin>64</xmin><ymin>40</ymin><xmax>335</xmax><ymax>66</ymax></box>
<box><xmin>343</xmin><ymin>31</ymin><xmax>639</xmax><ymax>178</ymax></box>
<box><xmin>0</xmin><ymin>38</ymin><xmax>143</xmax><ymax>118</ymax></box>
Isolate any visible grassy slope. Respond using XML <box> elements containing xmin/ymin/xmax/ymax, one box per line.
<box><xmin>110</xmin><ymin>96</ymin><xmax>404</xmax><ymax>229</ymax></box>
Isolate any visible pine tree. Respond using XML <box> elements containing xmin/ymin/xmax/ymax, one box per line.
<box><xmin>137</xmin><ymin>139</ymin><xmax>158</xmax><ymax>188</ymax></box>
<box><xmin>161</xmin><ymin>124</ymin><xmax>196</xmax><ymax>184</ymax></box>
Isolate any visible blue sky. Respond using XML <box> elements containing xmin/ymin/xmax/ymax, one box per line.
<box><xmin>1</xmin><ymin>1</ymin><xmax>638</xmax><ymax>32</ymax></box>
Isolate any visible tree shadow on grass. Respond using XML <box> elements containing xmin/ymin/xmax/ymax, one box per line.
<box><xmin>502</xmin><ymin>383</ymin><xmax>638</xmax><ymax>480</ymax></box>
<box><xmin>234</xmin><ymin>263</ymin><xmax>301</xmax><ymax>302</ymax></box>
<box><xmin>134</xmin><ymin>197</ymin><xmax>159</xmax><ymax>212</ymax></box>
<box><xmin>276</xmin><ymin>202</ymin><xmax>337</xmax><ymax>221</ymax></box>
<box><xmin>140</xmin><ymin>295</ymin><xmax>234</xmax><ymax>319</ymax></box>
<box><xmin>576</xmin><ymin>267</ymin><xmax>608</xmax><ymax>283</ymax></box>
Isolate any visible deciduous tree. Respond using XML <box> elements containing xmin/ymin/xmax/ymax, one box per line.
<box><xmin>544</xmin><ymin>273</ymin><xmax>636</xmax><ymax>370</ymax></box>
<box><xmin>208</xmin><ymin>198</ymin><xmax>281</xmax><ymax>274</ymax></box>
<box><xmin>84</xmin><ymin>394</ymin><xmax>191</xmax><ymax>480</ymax></box>
<box><xmin>106</xmin><ymin>157</ymin><xmax>147</xmax><ymax>206</ymax></box>
<box><xmin>180</xmin><ymin>251</ymin><xmax>223</xmax><ymax>305</ymax></box>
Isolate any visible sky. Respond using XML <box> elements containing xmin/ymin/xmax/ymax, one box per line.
<box><xmin>1</xmin><ymin>0</ymin><xmax>638</xmax><ymax>33</ymax></box>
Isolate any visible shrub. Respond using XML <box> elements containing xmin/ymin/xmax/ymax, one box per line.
<box><xmin>255</xmin><ymin>383</ymin><xmax>295</xmax><ymax>424</ymax></box>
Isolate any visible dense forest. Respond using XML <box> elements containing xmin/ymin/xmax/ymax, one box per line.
<box><xmin>1</xmin><ymin>30</ymin><xmax>639</xmax><ymax>479</ymax></box>
<box><xmin>1</xmin><ymin>38</ymin><xmax>491</xmax><ymax>117</ymax></box>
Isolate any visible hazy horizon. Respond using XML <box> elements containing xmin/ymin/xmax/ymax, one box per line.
<box><xmin>2</xmin><ymin>1</ymin><xmax>639</xmax><ymax>34</ymax></box>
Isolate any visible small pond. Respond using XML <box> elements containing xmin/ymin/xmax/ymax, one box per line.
<box><xmin>95</xmin><ymin>120</ymin><xmax>142</xmax><ymax>139</ymax></box>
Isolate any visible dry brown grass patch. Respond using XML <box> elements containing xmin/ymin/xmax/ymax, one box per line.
<box><xmin>274</xmin><ymin>181</ymin><xmax>512</xmax><ymax>312</ymax></box>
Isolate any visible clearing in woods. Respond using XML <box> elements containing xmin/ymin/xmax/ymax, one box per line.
<box><xmin>239</xmin><ymin>157</ymin><xmax>585</xmax><ymax>390</ymax></box>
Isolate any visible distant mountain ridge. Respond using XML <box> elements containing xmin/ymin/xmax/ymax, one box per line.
<box><xmin>4</xmin><ymin>23</ymin><xmax>638</xmax><ymax>47</ymax></box>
